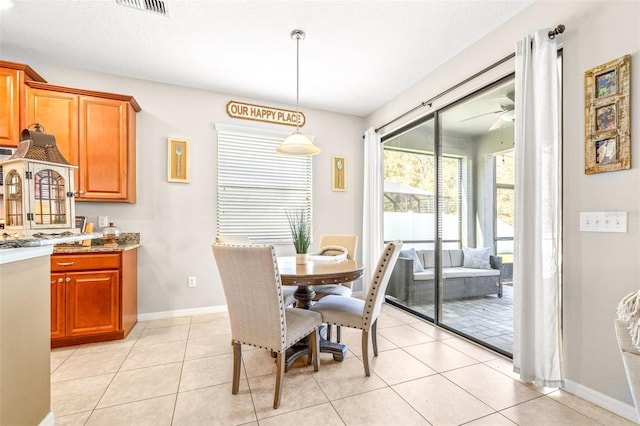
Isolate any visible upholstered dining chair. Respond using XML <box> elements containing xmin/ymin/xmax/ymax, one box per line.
<box><xmin>311</xmin><ymin>234</ymin><xmax>358</xmax><ymax>342</ymax></box>
<box><xmin>310</xmin><ymin>242</ymin><xmax>401</xmax><ymax>376</ymax></box>
<box><xmin>212</xmin><ymin>244</ymin><xmax>321</xmax><ymax>409</ymax></box>
<box><xmin>312</xmin><ymin>234</ymin><xmax>358</xmax><ymax>301</ymax></box>
<box><xmin>216</xmin><ymin>235</ymin><xmax>296</xmax><ymax>307</ymax></box>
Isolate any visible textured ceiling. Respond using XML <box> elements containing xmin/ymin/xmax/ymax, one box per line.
<box><xmin>0</xmin><ymin>0</ymin><xmax>532</xmax><ymax>117</ymax></box>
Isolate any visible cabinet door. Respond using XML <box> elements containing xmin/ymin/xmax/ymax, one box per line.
<box><xmin>79</xmin><ymin>96</ymin><xmax>131</xmax><ymax>201</ymax></box>
<box><xmin>50</xmin><ymin>273</ymin><xmax>66</xmax><ymax>339</ymax></box>
<box><xmin>24</xmin><ymin>87</ymin><xmax>80</xmax><ymax>190</ymax></box>
<box><xmin>65</xmin><ymin>270</ymin><xmax>120</xmax><ymax>337</ymax></box>
<box><xmin>0</xmin><ymin>68</ymin><xmax>20</xmax><ymax>147</ymax></box>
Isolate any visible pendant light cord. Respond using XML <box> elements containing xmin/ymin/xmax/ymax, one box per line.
<box><xmin>291</xmin><ymin>29</ymin><xmax>305</xmax><ymax>133</ymax></box>
<box><xmin>295</xmin><ymin>33</ymin><xmax>300</xmax><ymax>132</ymax></box>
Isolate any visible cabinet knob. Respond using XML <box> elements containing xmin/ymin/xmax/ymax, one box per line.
<box><xmin>74</xmin><ymin>190</ymin><xmax>85</xmax><ymax>197</ymax></box>
<box><xmin>56</xmin><ymin>262</ymin><xmax>76</xmax><ymax>266</ymax></box>
<box><xmin>57</xmin><ymin>278</ymin><xmax>63</xmax><ymax>283</ymax></box>
<box><xmin>65</xmin><ymin>277</ymin><xmax>71</xmax><ymax>282</ymax></box>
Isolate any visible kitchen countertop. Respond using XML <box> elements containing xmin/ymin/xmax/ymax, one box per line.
<box><xmin>0</xmin><ymin>231</ymin><xmax>141</xmax><ymax>253</ymax></box>
<box><xmin>53</xmin><ymin>232</ymin><xmax>141</xmax><ymax>253</ymax></box>
<box><xmin>0</xmin><ymin>232</ymin><xmax>103</xmax><ymax>249</ymax></box>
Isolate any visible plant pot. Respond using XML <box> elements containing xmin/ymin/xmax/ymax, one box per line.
<box><xmin>296</xmin><ymin>253</ymin><xmax>308</xmax><ymax>265</ymax></box>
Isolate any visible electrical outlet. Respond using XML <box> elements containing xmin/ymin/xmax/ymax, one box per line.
<box><xmin>98</xmin><ymin>216</ymin><xmax>109</xmax><ymax>228</ymax></box>
<box><xmin>188</xmin><ymin>276</ymin><xmax>197</xmax><ymax>288</ymax></box>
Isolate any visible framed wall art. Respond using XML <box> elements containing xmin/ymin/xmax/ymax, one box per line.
<box><xmin>168</xmin><ymin>138</ymin><xmax>189</xmax><ymax>183</ymax></box>
<box><xmin>584</xmin><ymin>54</ymin><xmax>631</xmax><ymax>174</ymax></box>
<box><xmin>332</xmin><ymin>156</ymin><xmax>346</xmax><ymax>191</ymax></box>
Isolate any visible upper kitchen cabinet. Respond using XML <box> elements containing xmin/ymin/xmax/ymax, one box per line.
<box><xmin>0</xmin><ymin>61</ymin><xmax>46</xmax><ymax>147</ymax></box>
<box><xmin>24</xmin><ymin>82</ymin><xmax>140</xmax><ymax>203</ymax></box>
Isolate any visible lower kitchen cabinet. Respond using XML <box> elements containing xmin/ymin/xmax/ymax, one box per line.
<box><xmin>50</xmin><ymin>249</ymin><xmax>137</xmax><ymax>348</ymax></box>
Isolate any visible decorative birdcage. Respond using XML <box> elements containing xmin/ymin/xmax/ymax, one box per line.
<box><xmin>1</xmin><ymin>124</ymin><xmax>78</xmax><ymax>237</ymax></box>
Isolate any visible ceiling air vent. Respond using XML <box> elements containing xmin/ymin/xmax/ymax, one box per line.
<box><xmin>116</xmin><ymin>0</ymin><xmax>168</xmax><ymax>16</ymax></box>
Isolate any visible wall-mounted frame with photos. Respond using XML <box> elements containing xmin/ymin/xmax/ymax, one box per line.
<box><xmin>584</xmin><ymin>54</ymin><xmax>631</xmax><ymax>174</ymax></box>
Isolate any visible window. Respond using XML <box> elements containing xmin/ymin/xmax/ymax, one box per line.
<box><xmin>216</xmin><ymin>124</ymin><xmax>313</xmax><ymax>244</ymax></box>
<box><xmin>383</xmin><ymin>144</ymin><xmax>463</xmax><ymax>250</ymax></box>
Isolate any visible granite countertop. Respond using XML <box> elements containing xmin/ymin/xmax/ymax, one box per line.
<box><xmin>0</xmin><ymin>231</ymin><xmax>103</xmax><ymax>249</ymax></box>
<box><xmin>53</xmin><ymin>232</ymin><xmax>141</xmax><ymax>253</ymax></box>
<box><xmin>0</xmin><ymin>231</ymin><xmax>141</xmax><ymax>253</ymax></box>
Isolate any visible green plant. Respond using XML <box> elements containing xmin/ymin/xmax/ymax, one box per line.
<box><xmin>286</xmin><ymin>208</ymin><xmax>311</xmax><ymax>254</ymax></box>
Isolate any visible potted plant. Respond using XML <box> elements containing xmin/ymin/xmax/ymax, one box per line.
<box><xmin>286</xmin><ymin>208</ymin><xmax>311</xmax><ymax>264</ymax></box>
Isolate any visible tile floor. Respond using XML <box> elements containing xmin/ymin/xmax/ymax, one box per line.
<box><xmin>51</xmin><ymin>303</ymin><xmax>633</xmax><ymax>425</ymax></box>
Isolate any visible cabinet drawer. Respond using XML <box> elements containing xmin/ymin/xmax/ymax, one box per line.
<box><xmin>51</xmin><ymin>253</ymin><xmax>120</xmax><ymax>271</ymax></box>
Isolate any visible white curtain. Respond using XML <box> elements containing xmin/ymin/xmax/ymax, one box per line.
<box><xmin>362</xmin><ymin>127</ymin><xmax>384</xmax><ymax>287</ymax></box>
<box><xmin>513</xmin><ymin>29</ymin><xmax>563</xmax><ymax>388</ymax></box>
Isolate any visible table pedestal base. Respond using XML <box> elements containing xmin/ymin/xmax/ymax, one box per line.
<box><xmin>285</xmin><ymin>326</ymin><xmax>347</xmax><ymax>369</ymax></box>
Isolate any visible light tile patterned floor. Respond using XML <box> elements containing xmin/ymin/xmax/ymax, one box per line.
<box><xmin>51</xmin><ymin>304</ymin><xmax>632</xmax><ymax>425</ymax></box>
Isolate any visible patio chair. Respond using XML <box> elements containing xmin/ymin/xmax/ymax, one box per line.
<box><xmin>212</xmin><ymin>244</ymin><xmax>321</xmax><ymax>408</ymax></box>
<box><xmin>310</xmin><ymin>242</ymin><xmax>401</xmax><ymax>376</ymax></box>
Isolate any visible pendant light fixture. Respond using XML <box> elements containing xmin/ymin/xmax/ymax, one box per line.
<box><xmin>276</xmin><ymin>29</ymin><xmax>320</xmax><ymax>156</ymax></box>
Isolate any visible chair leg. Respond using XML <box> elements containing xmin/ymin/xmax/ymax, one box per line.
<box><xmin>232</xmin><ymin>342</ymin><xmax>241</xmax><ymax>394</ymax></box>
<box><xmin>326</xmin><ymin>324</ymin><xmax>332</xmax><ymax>341</ymax></box>
<box><xmin>337</xmin><ymin>325</ymin><xmax>342</xmax><ymax>343</ymax></box>
<box><xmin>362</xmin><ymin>330</ymin><xmax>370</xmax><ymax>376</ymax></box>
<box><xmin>372</xmin><ymin>319</ymin><xmax>379</xmax><ymax>356</ymax></box>
<box><xmin>309</xmin><ymin>328</ymin><xmax>320</xmax><ymax>372</ymax></box>
<box><xmin>274</xmin><ymin>352</ymin><xmax>285</xmax><ymax>409</ymax></box>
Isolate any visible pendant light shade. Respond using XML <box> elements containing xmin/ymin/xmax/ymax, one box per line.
<box><xmin>276</xmin><ymin>131</ymin><xmax>320</xmax><ymax>156</ymax></box>
<box><xmin>276</xmin><ymin>29</ymin><xmax>320</xmax><ymax>156</ymax></box>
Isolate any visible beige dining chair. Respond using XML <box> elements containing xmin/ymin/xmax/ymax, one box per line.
<box><xmin>312</xmin><ymin>234</ymin><xmax>358</xmax><ymax>299</ymax></box>
<box><xmin>312</xmin><ymin>234</ymin><xmax>358</xmax><ymax>342</ymax></box>
<box><xmin>216</xmin><ymin>235</ymin><xmax>296</xmax><ymax>307</ymax></box>
<box><xmin>212</xmin><ymin>244</ymin><xmax>321</xmax><ymax>409</ymax></box>
<box><xmin>310</xmin><ymin>241</ymin><xmax>401</xmax><ymax>376</ymax></box>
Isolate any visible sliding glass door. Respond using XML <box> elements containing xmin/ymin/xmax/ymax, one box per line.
<box><xmin>384</xmin><ymin>75</ymin><xmax>515</xmax><ymax>356</ymax></box>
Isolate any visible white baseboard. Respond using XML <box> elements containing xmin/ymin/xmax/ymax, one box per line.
<box><xmin>39</xmin><ymin>411</ymin><xmax>55</xmax><ymax>426</ymax></box>
<box><xmin>138</xmin><ymin>305</ymin><xmax>228</xmax><ymax>321</ymax></box>
<box><xmin>563</xmin><ymin>379</ymin><xmax>639</xmax><ymax>423</ymax></box>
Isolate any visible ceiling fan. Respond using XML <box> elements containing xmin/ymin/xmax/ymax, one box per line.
<box><xmin>459</xmin><ymin>92</ymin><xmax>515</xmax><ymax>131</ymax></box>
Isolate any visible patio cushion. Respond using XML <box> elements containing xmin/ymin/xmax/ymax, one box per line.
<box><xmin>462</xmin><ymin>247</ymin><xmax>492</xmax><ymax>269</ymax></box>
<box><xmin>442</xmin><ymin>267</ymin><xmax>471</xmax><ymax>279</ymax></box>
<box><xmin>449</xmin><ymin>249</ymin><xmax>464</xmax><ymax>267</ymax></box>
<box><xmin>413</xmin><ymin>270</ymin><xmax>435</xmax><ymax>281</ymax></box>
<box><xmin>400</xmin><ymin>248</ymin><xmax>424</xmax><ymax>272</ymax></box>
<box><xmin>420</xmin><ymin>250</ymin><xmax>435</xmax><ymax>268</ymax></box>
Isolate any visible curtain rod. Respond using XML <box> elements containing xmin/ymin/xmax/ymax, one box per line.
<box><xmin>375</xmin><ymin>24</ymin><xmax>566</xmax><ymax>134</ymax></box>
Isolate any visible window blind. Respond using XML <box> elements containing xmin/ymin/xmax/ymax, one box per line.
<box><xmin>216</xmin><ymin>124</ymin><xmax>313</xmax><ymax>244</ymax></box>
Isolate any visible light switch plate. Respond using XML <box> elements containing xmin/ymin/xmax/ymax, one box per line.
<box><xmin>580</xmin><ymin>211</ymin><xmax>627</xmax><ymax>233</ymax></box>
<box><xmin>98</xmin><ymin>216</ymin><xmax>109</xmax><ymax>228</ymax></box>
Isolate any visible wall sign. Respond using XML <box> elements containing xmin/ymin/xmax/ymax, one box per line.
<box><xmin>226</xmin><ymin>101</ymin><xmax>305</xmax><ymax>127</ymax></box>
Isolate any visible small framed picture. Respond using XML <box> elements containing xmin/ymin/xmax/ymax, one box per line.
<box><xmin>168</xmin><ymin>138</ymin><xmax>189</xmax><ymax>183</ymax></box>
<box><xmin>595</xmin><ymin>103</ymin><xmax>617</xmax><ymax>131</ymax></box>
<box><xmin>595</xmin><ymin>137</ymin><xmax>617</xmax><ymax>165</ymax></box>
<box><xmin>584</xmin><ymin>54</ymin><xmax>631</xmax><ymax>174</ymax></box>
<box><xmin>595</xmin><ymin>69</ymin><xmax>617</xmax><ymax>98</ymax></box>
<box><xmin>332</xmin><ymin>156</ymin><xmax>346</xmax><ymax>191</ymax></box>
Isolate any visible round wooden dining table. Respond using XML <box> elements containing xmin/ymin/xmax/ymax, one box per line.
<box><xmin>277</xmin><ymin>256</ymin><xmax>365</xmax><ymax>365</ymax></box>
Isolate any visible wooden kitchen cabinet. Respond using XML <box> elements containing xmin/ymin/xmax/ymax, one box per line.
<box><xmin>0</xmin><ymin>61</ymin><xmax>46</xmax><ymax>147</ymax></box>
<box><xmin>50</xmin><ymin>249</ymin><xmax>138</xmax><ymax>348</ymax></box>
<box><xmin>24</xmin><ymin>81</ymin><xmax>140</xmax><ymax>203</ymax></box>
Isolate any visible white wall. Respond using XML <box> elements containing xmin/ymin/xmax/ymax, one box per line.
<box><xmin>4</xmin><ymin>60</ymin><xmax>365</xmax><ymax>314</ymax></box>
<box><xmin>366</xmin><ymin>0</ymin><xmax>640</xmax><ymax>419</ymax></box>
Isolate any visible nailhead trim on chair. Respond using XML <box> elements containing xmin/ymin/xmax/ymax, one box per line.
<box><xmin>319</xmin><ymin>243</ymin><xmax>396</xmax><ymax>332</ymax></box>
